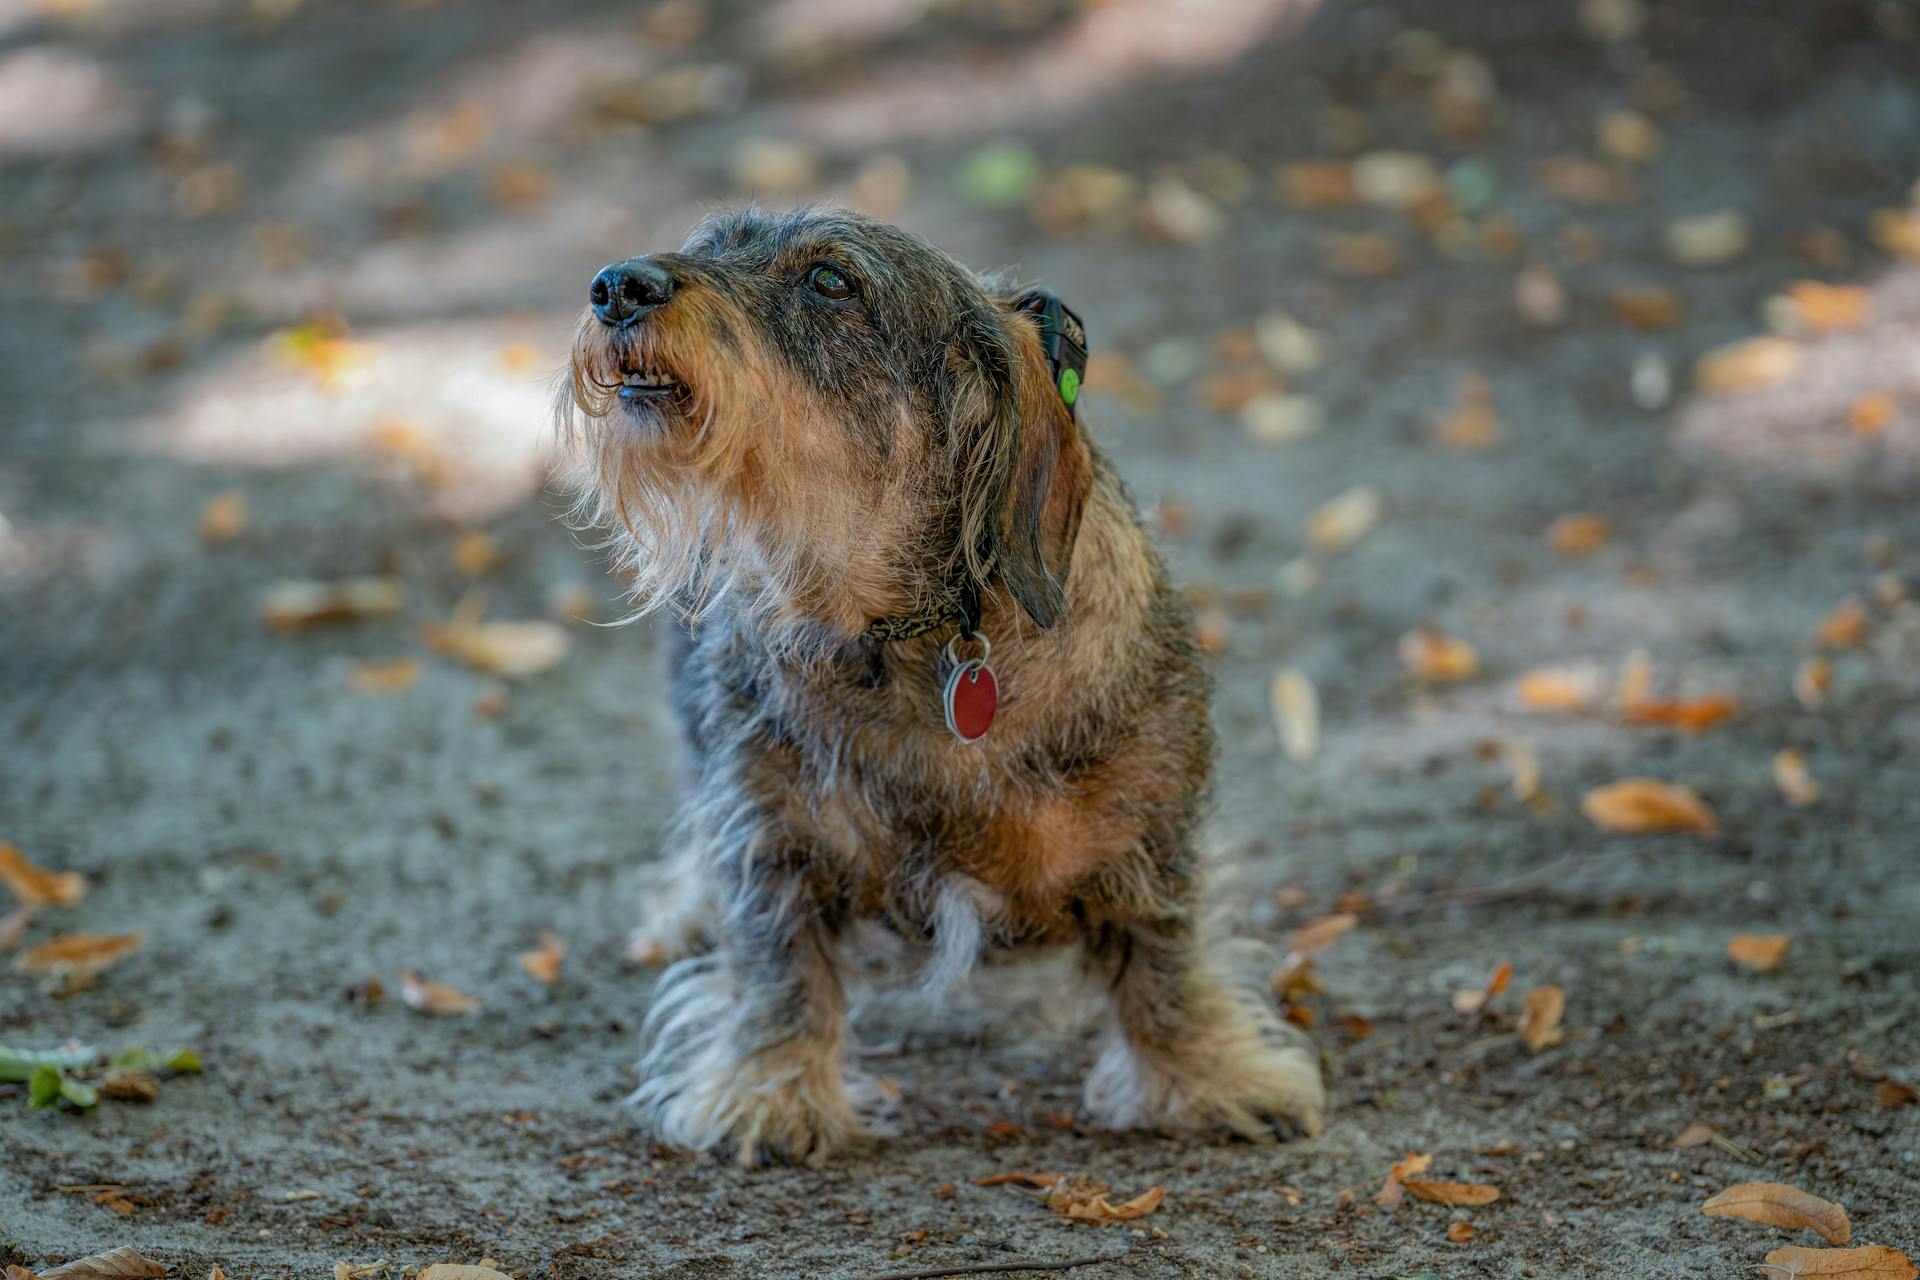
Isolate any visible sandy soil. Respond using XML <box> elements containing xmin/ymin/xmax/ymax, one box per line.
<box><xmin>3</xmin><ymin>0</ymin><xmax>1919</xmax><ymax>1276</ymax></box>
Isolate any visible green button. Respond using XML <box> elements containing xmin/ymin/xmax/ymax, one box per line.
<box><xmin>1058</xmin><ymin>367</ymin><xmax>1080</xmax><ymax>405</ymax></box>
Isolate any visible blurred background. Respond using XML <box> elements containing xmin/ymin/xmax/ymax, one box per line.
<box><xmin>3</xmin><ymin>0</ymin><xmax>1919</xmax><ymax>1275</ymax></box>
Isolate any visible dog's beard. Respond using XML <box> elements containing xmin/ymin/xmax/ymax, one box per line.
<box><xmin>557</xmin><ymin>310</ymin><xmax>852</xmax><ymax>652</ymax></box>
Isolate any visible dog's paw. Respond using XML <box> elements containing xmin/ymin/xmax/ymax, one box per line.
<box><xmin>1183</xmin><ymin>1034</ymin><xmax>1326</xmax><ymax>1142</ymax></box>
<box><xmin>1085</xmin><ymin>999</ymin><xmax>1326</xmax><ymax>1142</ymax></box>
<box><xmin>640</xmin><ymin>1057</ymin><xmax>863</xmax><ymax>1168</ymax></box>
<box><xmin>631</xmin><ymin>958</ymin><xmax>862</xmax><ymax>1167</ymax></box>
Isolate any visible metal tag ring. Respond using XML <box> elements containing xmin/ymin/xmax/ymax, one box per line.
<box><xmin>943</xmin><ymin>629</ymin><xmax>991</xmax><ymax>668</ymax></box>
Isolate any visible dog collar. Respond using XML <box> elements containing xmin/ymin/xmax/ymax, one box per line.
<box><xmin>861</xmin><ymin>581</ymin><xmax>996</xmax><ymax>743</ymax></box>
<box><xmin>861</xmin><ymin>576</ymin><xmax>980</xmax><ymax>643</ymax></box>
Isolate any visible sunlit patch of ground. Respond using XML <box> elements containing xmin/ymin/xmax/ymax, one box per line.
<box><xmin>786</xmin><ymin>0</ymin><xmax>1321</xmax><ymax>143</ymax></box>
<box><xmin>151</xmin><ymin>314</ymin><xmax>570</xmax><ymax>522</ymax></box>
<box><xmin>0</xmin><ymin>44</ymin><xmax>141</xmax><ymax>157</ymax></box>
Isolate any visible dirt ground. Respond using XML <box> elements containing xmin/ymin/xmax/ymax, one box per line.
<box><xmin>4</xmin><ymin>0</ymin><xmax>1919</xmax><ymax>1276</ymax></box>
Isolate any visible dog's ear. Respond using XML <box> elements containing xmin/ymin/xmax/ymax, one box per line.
<box><xmin>951</xmin><ymin>300</ymin><xmax>1093</xmax><ymax>630</ymax></box>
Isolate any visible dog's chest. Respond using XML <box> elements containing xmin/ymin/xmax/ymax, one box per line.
<box><xmin>771</xmin><ymin>669</ymin><xmax>1139</xmax><ymax>920</ymax></box>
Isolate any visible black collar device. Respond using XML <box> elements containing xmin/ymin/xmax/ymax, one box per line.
<box><xmin>1014</xmin><ymin>290</ymin><xmax>1088</xmax><ymax>418</ymax></box>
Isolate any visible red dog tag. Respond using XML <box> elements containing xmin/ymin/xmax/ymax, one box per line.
<box><xmin>943</xmin><ymin>659</ymin><xmax>997</xmax><ymax>742</ymax></box>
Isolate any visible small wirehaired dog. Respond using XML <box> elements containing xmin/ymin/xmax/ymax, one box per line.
<box><xmin>560</xmin><ymin>207</ymin><xmax>1324</xmax><ymax>1166</ymax></box>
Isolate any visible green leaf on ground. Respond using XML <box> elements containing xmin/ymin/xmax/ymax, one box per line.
<box><xmin>29</xmin><ymin>1064</ymin><xmax>62</xmax><ymax>1107</ymax></box>
<box><xmin>26</xmin><ymin>1064</ymin><xmax>99</xmax><ymax>1109</ymax></box>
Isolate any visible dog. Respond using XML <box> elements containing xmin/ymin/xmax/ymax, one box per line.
<box><xmin>560</xmin><ymin>206</ymin><xmax>1325</xmax><ymax>1166</ymax></box>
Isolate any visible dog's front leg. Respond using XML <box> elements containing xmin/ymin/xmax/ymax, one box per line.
<box><xmin>630</xmin><ymin>838</ymin><xmax>861</xmax><ymax>1167</ymax></box>
<box><xmin>1082</xmin><ymin>905</ymin><xmax>1326</xmax><ymax>1142</ymax></box>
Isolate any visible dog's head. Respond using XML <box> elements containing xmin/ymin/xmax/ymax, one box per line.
<box><xmin>560</xmin><ymin>206</ymin><xmax>1091</xmax><ymax>644</ymax></box>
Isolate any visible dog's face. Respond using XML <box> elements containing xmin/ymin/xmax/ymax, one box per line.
<box><xmin>562</xmin><ymin>207</ymin><xmax>1089</xmax><ymax>642</ymax></box>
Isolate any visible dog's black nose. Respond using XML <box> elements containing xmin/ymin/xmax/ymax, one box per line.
<box><xmin>589</xmin><ymin>258</ymin><xmax>675</xmax><ymax>326</ymax></box>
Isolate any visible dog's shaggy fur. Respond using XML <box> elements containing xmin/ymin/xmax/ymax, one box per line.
<box><xmin>560</xmin><ymin>207</ymin><xmax>1324</xmax><ymax>1166</ymax></box>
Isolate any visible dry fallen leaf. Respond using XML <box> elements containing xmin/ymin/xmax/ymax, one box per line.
<box><xmin>1518</xmin><ymin>984</ymin><xmax>1566</xmax><ymax>1051</ymax></box>
<box><xmin>1276</xmin><ymin>161</ymin><xmax>1357</xmax><ymax>209</ymax></box>
<box><xmin>424</xmin><ymin>595</ymin><xmax>571</xmax><ymax>678</ymax></box>
<box><xmin>40</xmin><ymin>1249</ymin><xmax>167</xmax><ymax>1280</ymax></box>
<box><xmin>1580</xmin><ymin>778</ymin><xmax>1716</xmax><ymax>834</ymax></box>
<box><xmin>452</xmin><ymin>531</ymin><xmax>501</xmax><ymax>577</ymax></box>
<box><xmin>1241</xmin><ymin>393</ymin><xmax>1325</xmax><ymax>445</ymax></box>
<box><xmin>975</xmin><ymin>1171</ymin><xmax>1165</xmax><ymax>1224</ymax></box>
<box><xmin>1815</xmin><ymin>598</ymin><xmax>1868</xmax><ymax>650</ymax></box>
<box><xmin>1772</xmin><ymin>281</ymin><xmax>1873</xmax><ymax>332</ymax></box>
<box><xmin>1872</xmin><ymin>207</ymin><xmax>1920</xmax><ymax>261</ymax></box>
<box><xmin>1399</xmin><ymin>627</ymin><xmax>1479</xmax><ymax>682</ymax></box>
<box><xmin>1137</xmin><ymin>177</ymin><xmax>1223</xmax><ymax>245</ymax></box>
<box><xmin>417</xmin><ymin>1267</ymin><xmax>513</xmax><ymax>1280</ymax></box>
<box><xmin>1432</xmin><ymin>372</ymin><xmax>1500</xmax><ymax>450</ymax></box>
<box><xmin>1672</xmin><ymin>1121</ymin><xmax>1716</xmax><ymax>1148</ymax></box>
<box><xmin>1273</xmin><ymin>912</ymin><xmax>1358</xmax><ymax>1000</ymax></box>
<box><xmin>1762</xmin><ymin>1244</ymin><xmax>1916</xmax><ymax>1280</ymax></box>
<box><xmin>1624</xmin><ymin>694</ymin><xmax>1741</xmax><ymax>734</ymax></box>
<box><xmin>1270</xmin><ymin>668</ymin><xmax>1319</xmax><ymax>762</ymax></box>
<box><xmin>1517</xmin><ymin>665</ymin><xmax>1605</xmax><ymax>712</ymax></box>
<box><xmin>1701</xmin><ymin>1181</ymin><xmax>1849</xmax><ymax>1244</ymax></box>
<box><xmin>1535</xmin><ymin>156</ymin><xmax>1634</xmax><ymax>205</ymax></box>
<box><xmin>1453</xmin><ymin>960</ymin><xmax>1513</xmax><ymax>1015</ymax></box>
<box><xmin>16</xmin><ymin>931</ymin><xmax>143</xmax><ymax>993</ymax></box>
<box><xmin>0</xmin><ymin>903</ymin><xmax>29</xmax><ymax>951</ymax></box>
<box><xmin>1352</xmin><ymin>150</ymin><xmax>1441</xmax><ymax>208</ymax></box>
<box><xmin>1617</xmin><ymin>650</ymin><xmax>1655</xmax><ymax>709</ymax></box>
<box><xmin>1446</xmin><ymin>1221</ymin><xmax>1478</xmax><ymax>1243</ymax></box>
<box><xmin>1695</xmin><ymin>336</ymin><xmax>1801</xmax><ymax>395</ymax></box>
<box><xmin>1198</xmin><ymin>365</ymin><xmax>1278</xmax><ymax>415</ymax></box>
<box><xmin>272</xmin><ymin>324</ymin><xmax>374</xmax><ymax>391</ymax></box>
<box><xmin>100</xmin><ymin>1067</ymin><xmax>161</xmax><ymax>1102</ymax></box>
<box><xmin>518</xmin><ymin>931</ymin><xmax>566</xmax><ymax>985</ymax></box>
<box><xmin>1794</xmin><ymin>657</ymin><xmax>1833</xmax><ymax>709</ymax></box>
<box><xmin>398</xmin><ymin>971</ymin><xmax>480</xmax><ymax>1016</ymax></box>
<box><xmin>1773</xmin><ymin>749</ymin><xmax>1821</xmax><ymax>807</ymax></box>
<box><xmin>1876</xmin><ymin>1080</ymin><xmax>1917</xmax><ymax>1109</ymax></box>
<box><xmin>1053</xmin><ymin>1180</ymin><xmax>1165</xmax><ymax>1223</ymax></box>
<box><xmin>1513</xmin><ymin>265</ymin><xmax>1569</xmax><ymax>327</ymax></box>
<box><xmin>1665</xmin><ymin>209</ymin><xmax>1751</xmax><ymax>266</ymax></box>
<box><xmin>348</xmin><ymin>657</ymin><xmax>422</xmax><ymax>695</ymax></box>
<box><xmin>1290</xmin><ymin>913</ymin><xmax>1359</xmax><ymax>953</ymax></box>
<box><xmin>1307</xmin><ymin>486</ymin><xmax>1383</xmax><ymax>553</ymax></box>
<box><xmin>199</xmin><ymin>490</ymin><xmax>249</xmax><ymax>545</ymax></box>
<box><xmin>1317</xmin><ymin>232</ymin><xmax>1404</xmax><ymax>278</ymax></box>
<box><xmin>260</xmin><ymin>577</ymin><xmax>403</xmax><ymax>633</ymax></box>
<box><xmin>1607</xmin><ymin>286</ymin><xmax>1686</xmax><ymax>331</ymax></box>
<box><xmin>0</xmin><ymin>842</ymin><xmax>87</xmax><ymax>907</ymax></box>
<box><xmin>1547</xmin><ymin>512</ymin><xmax>1612</xmax><ymax>556</ymax></box>
<box><xmin>1850</xmin><ymin>391</ymin><xmax>1896</xmax><ymax>436</ymax></box>
<box><xmin>1374</xmin><ymin>1151</ymin><xmax>1434</xmax><ymax>1210</ymax></box>
<box><xmin>1405</xmin><ymin>1180</ymin><xmax>1501</xmax><ymax>1207</ymax></box>
<box><xmin>1504</xmin><ymin>737</ymin><xmax>1542</xmax><ymax>803</ymax></box>
<box><xmin>486</xmin><ymin>162</ymin><xmax>554</xmax><ymax>212</ymax></box>
<box><xmin>1727</xmin><ymin>933</ymin><xmax>1791</xmax><ymax>972</ymax></box>
<box><xmin>1597</xmin><ymin>109</ymin><xmax>1662</xmax><ymax>164</ymax></box>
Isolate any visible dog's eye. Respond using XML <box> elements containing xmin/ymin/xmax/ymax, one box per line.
<box><xmin>808</xmin><ymin>265</ymin><xmax>853</xmax><ymax>300</ymax></box>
